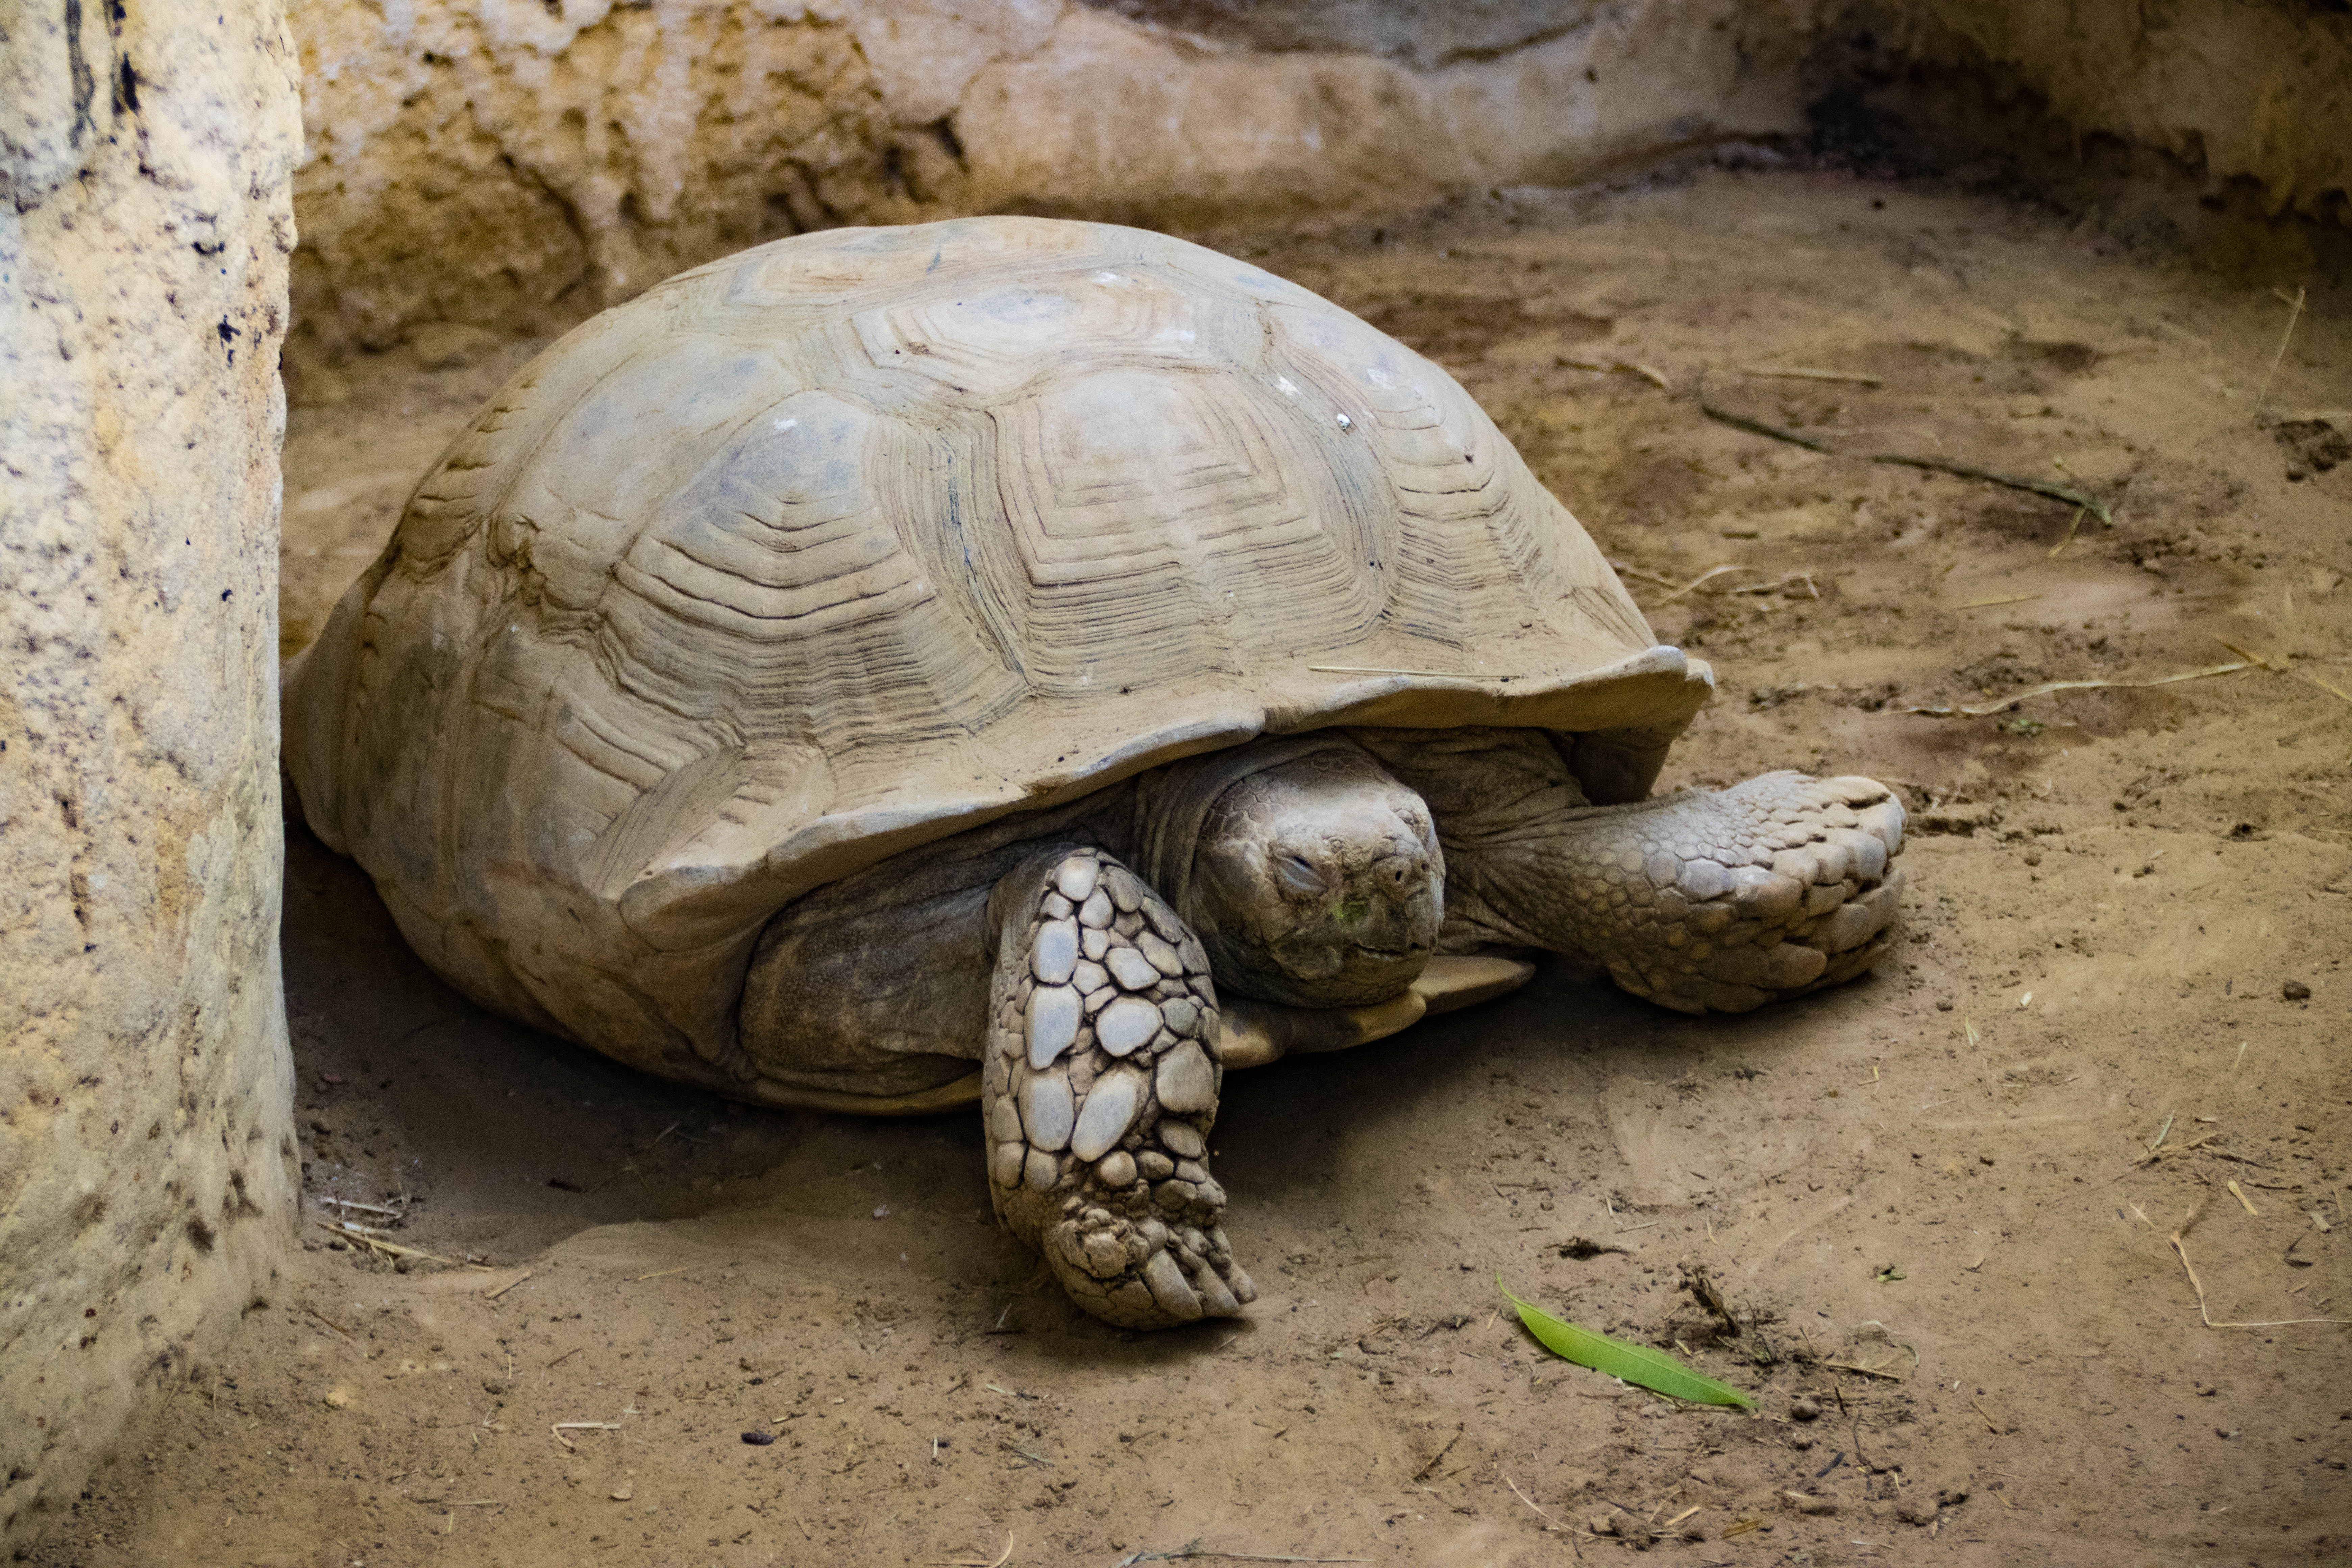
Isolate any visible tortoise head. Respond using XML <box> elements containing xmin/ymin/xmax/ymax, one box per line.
<box><xmin>1186</xmin><ymin>744</ymin><xmax>1443</xmax><ymax>1008</ymax></box>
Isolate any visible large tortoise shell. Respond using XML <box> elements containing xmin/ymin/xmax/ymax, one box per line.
<box><xmin>284</xmin><ymin>217</ymin><xmax>1710</xmax><ymax>1092</ymax></box>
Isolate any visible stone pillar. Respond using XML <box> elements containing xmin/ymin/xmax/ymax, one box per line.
<box><xmin>0</xmin><ymin>0</ymin><xmax>301</xmax><ymax>1551</ymax></box>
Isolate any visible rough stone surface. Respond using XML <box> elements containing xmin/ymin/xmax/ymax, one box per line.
<box><xmin>1862</xmin><ymin>0</ymin><xmax>2351</xmax><ymax>220</ymax></box>
<box><xmin>277</xmin><ymin>0</ymin><xmax>1822</xmax><ymax>367</ymax></box>
<box><xmin>275</xmin><ymin>0</ymin><xmax>2349</xmax><ymax>376</ymax></box>
<box><xmin>0</xmin><ymin>1</ymin><xmax>301</xmax><ymax>1553</ymax></box>
<box><xmin>1080</xmin><ymin>0</ymin><xmax>1602</xmax><ymax>70</ymax></box>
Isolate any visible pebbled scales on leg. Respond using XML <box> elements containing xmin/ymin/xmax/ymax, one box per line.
<box><xmin>1528</xmin><ymin>772</ymin><xmax>1906</xmax><ymax>1013</ymax></box>
<box><xmin>1350</xmin><ymin>730</ymin><xmax>1904</xmax><ymax>1015</ymax></box>
<box><xmin>982</xmin><ymin>847</ymin><xmax>1256</xmax><ymax>1328</ymax></box>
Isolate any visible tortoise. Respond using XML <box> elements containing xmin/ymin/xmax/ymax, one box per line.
<box><xmin>284</xmin><ymin>217</ymin><xmax>1906</xmax><ymax>1330</ymax></box>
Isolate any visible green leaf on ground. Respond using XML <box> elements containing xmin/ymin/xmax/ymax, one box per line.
<box><xmin>1496</xmin><ymin>1276</ymin><xmax>1757</xmax><ymax>1409</ymax></box>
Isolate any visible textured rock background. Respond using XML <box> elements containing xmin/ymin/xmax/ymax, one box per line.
<box><xmin>281</xmin><ymin>0</ymin><xmax>1827</xmax><ymax>366</ymax></box>
<box><xmin>0</xmin><ymin>0</ymin><xmax>302</xmax><ymax>1553</ymax></box>
<box><xmin>1863</xmin><ymin>0</ymin><xmax>2352</xmax><ymax>217</ymax></box>
<box><xmin>280</xmin><ymin>0</ymin><xmax>2351</xmax><ymax>374</ymax></box>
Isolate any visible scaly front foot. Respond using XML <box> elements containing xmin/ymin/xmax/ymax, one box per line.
<box><xmin>981</xmin><ymin>848</ymin><xmax>1257</xmax><ymax>1328</ymax></box>
<box><xmin>1585</xmin><ymin>773</ymin><xmax>1905</xmax><ymax>1012</ymax></box>
<box><xmin>1441</xmin><ymin>769</ymin><xmax>1905</xmax><ymax>1014</ymax></box>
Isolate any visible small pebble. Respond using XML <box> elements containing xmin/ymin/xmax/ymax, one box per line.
<box><xmin>2284</xmin><ymin>979</ymin><xmax>2311</xmax><ymax>1000</ymax></box>
<box><xmin>741</xmin><ymin>1431</ymin><xmax>776</xmax><ymax>1446</ymax></box>
<box><xmin>1790</xmin><ymin>1395</ymin><xmax>1821</xmax><ymax>1421</ymax></box>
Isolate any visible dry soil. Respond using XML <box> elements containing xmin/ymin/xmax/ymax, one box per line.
<box><xmin>31</xmin><ymin>166</ymin><xmax>2352</xmax><ymax>1568</ymax></box>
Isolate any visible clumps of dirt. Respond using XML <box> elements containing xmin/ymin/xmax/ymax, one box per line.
<box><xmin>2273</xmin><ymin>417</ymin><xmax>2350</xmax><ymax>481</ymax></box>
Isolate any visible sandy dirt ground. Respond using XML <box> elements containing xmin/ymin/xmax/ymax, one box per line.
<box><xmin>31</xmin><ymin>166</ymin><xmax>2352</xmax><ymax>1568</ymax></box>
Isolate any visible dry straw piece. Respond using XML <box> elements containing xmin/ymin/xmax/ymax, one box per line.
<box><xmin>1737</xmin><ymin>364</ymin><xmax>1884</xmax><ymax>386</ymax></box>
<box><xmin>932</xmin><ymin>1534</ymin><xmax>1016</xmax><ymax>1568</ymax></box>
<box><xmin>1560</xmin><ymin>355</ymin><xmax>1675</xmax><ymax>392</ymax></box>
<box><xmin>1111</xmin><ymin>1547</ymin><xmax>1370</xmax><ymax>1566</ymax></box>
<box><xmin>2167</xmin><ymin>1196</ymin><xmax>2352</xmax><ymax>1329</ymax></box>
<box><xmin>1896</xmin><ymin>661</ymin><xmax>2254</xmax><ymax>718</ymax></box>
<box><xmin>1699</xmin><ymin>405</ymin><xmax>2114</xmax><ymax>521</ymax></box>
<box><xmin>2256</xmin><ymin>286</ymin><xmax>2307</xmax><ymax>410</ymax></box>
<box><xmin>312</xmin><ymin>1218</ymin><xmax>488</xmax><ymax>1271</ymax></box>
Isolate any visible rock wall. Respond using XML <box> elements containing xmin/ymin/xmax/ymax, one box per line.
<box><xmin>0</xmin><ymin>0</ymin><xmax>302</xmax><ymax>1552</ymax></box>
<box><xmin>1858</xmin><ymin>0</ymin><xmax>2351</xmax><ymax>220</ymax></box>
<box><xmin>281</xmin><ymin>0</ymin><xmax>2352</xmax><ymax>370</ymax></box>
<box><xmin>282</xmin><ymin>0</ymin><xmax>1824</xmax><ymax>365</ymax></box>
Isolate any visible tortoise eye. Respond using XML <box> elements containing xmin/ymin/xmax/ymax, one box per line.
<box><xmin>1277</xmin><ymin>853</ymin><xmax>1328</xmax><ymax>896</ymax></box>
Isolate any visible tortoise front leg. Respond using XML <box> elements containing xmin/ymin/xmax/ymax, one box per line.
<box><xmin>1355</xmin><ymin>730</ymin><xmax>1906</xmax><ymax>1013</ymax></box>
<box><xmin>1468</xmin><ymin>771</ymin><xmax>1909</xmax><ymax>1012</ymax></box>
<box><xmin>981</xmin><ymin>846</ymin><xmax>1256</xmax><ymax>1328</ymax></box>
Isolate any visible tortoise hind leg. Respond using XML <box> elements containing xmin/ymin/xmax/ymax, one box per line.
<box><xmin>982</xmin><ymin>846</ymin><xmax>1255</xmax><ymax>1329</ymax></box>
